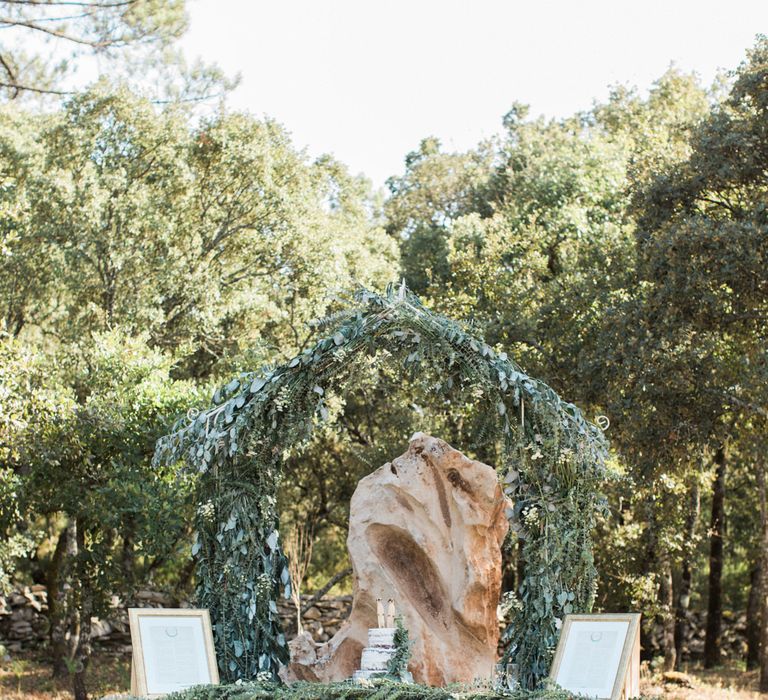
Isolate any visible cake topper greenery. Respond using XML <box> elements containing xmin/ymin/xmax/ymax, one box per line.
<box><xmin>154</xmin><ymin>283</ymin><xmax>610</xmax><ymax>688</ymax></box>
<box><xmin>386</xmin><ymin>617</ymin><xmax>413</xmax><ymax>682</ymax></box>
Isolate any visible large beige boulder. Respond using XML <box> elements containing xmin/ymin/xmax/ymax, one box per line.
<box><xmin>282</xmin><ymin>433</ymin><xmax>510</xmax><ymax>686</ymax></box>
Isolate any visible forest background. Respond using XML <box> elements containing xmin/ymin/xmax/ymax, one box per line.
<box><xmin>0</xmin><ymin>1</ymin><xmax>767</xmax><ymax>697</ymax></box>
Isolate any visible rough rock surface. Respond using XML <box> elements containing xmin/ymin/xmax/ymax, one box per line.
<box><xmin>282</xmin><ymin>433</ymin><xmax>511</xmax><ymax>686</ymax></box>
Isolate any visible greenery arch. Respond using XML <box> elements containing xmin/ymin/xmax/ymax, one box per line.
<box><xmin>154</xmin><ymin>284</ymin><xmax>609</xmax><ymax>689</ymax></box>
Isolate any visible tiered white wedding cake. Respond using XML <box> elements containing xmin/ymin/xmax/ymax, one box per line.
<box><xmin>352</xmin><ymin>626</ymin><xmax>397</xmax><ymax>681</ymax></box>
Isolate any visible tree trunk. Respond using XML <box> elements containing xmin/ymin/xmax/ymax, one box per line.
<box><xmin>639</xmin><ymin>494</ymin><xmax>657</xmax><ymax>660</ymax></box>
<box><xmin>301</xmin><ymin>567</ymin><xmax>352</xmax><ymax>616</ymax></box>
<box><xmin>48</xmin><ymin>520</ymin><xmax>79</xmax><ymax>678</ymax></box>
<box><xmin>47</xmin><ymin>527</ymin><xmax>69</xmax><ymax>678</ymax></box>
<box><xmin>501</xmin><ymin>557</ymin><xmax>516</xmax><ymax>596</ymax></box>
<box><xmin>704</xmin><ymin>445</ymin><xmax>726</xmax><ymax>669</ymax></box>
<box><xmin>674</xmin><ymin>561</ymin><xmax>693</xmax><ymax>670</ymax></box>
<box><xmin>747</xmin><ymin>565</ymin><xmax>761</xmax><ymax>670</ymax></box>
<box><xmin>72</xmin><ymin>521</ymin><xmax>92</xmax><ymax>700</ymax></box>
<box><xmin>175</xmin><ymin>556</ymin><xmax>197</xmax><ymax>594</ymax></box>
<box><xmin>675</xmin><ymin>481</ymin><xmax>700</xmax><ymax>670</ymax></box>
<box><xmin>659</xmin><ymin>556</ymin><xmax>676</xmax><ymax>672</ymax></box>
<box><xmin>757</xmin><ymin>460</ymin><xmax>768</xmax><ymax>692</ymax></box>
<box><xmin>121</xmin><ymin>524</ymin><xmax>135</xmax><ymax>589</ymax></box>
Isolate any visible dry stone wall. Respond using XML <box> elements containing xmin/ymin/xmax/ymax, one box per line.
<box><xmin>0</xmin><ymin>590</ymin><xmax>749</xmax><ymax>666</ymax></box>
<box><xmin>0</xmin><ymin>586</ymin><xmax>352</xmax><ymax>655</ymax></box>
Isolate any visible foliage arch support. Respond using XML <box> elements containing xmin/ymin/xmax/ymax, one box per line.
<box><xmin>154</xmin><ymin>284</ymin><xmax>609</xmax><ymax>689</ymax></box>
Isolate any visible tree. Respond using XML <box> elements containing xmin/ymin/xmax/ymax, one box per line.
<box><xmin>758</xmin><ymin>455</ymin><xmax>768</xmax><ymax>692</ymax></box>
<box><xmin>284</xmin><ymin>518</ymin><xmax>314</xmax><ymax>634</ymax></box>
<box><xmin>0</xmin><ymin>335</ymin><xmax>57</xmax><ymax>591</ymax></box>
<box><xmin>3</xmin><ymin>330</ymin><xmax>199</xmax><ymax>699</ymax></box>
<box><xmin>385</xmin><ymin>136</ymin><xmax>495</xmax><ymax>293</ymax></box>
<box><xmin>0</xmin><ymin>0</ymin><xmax>192</xmax><ymax>99</ymax></box>
<box><xmin>629</xmin><ymin>36</ymin><xmax>768</xmax><ymax>670</ymax></box>
<box><xmin>0</xmin><ymin>84</ymin><xmax>397</xmax><ymax>369</ymax></box>
<box><xmin>0</xmin><ymin>82</ymin><xmax>398</xmax><ymax>691</ymax></box>
<box><xmin>0</xmin><ymin>106</ymin><xmax>49</xmax><ymax>336</ymax></box>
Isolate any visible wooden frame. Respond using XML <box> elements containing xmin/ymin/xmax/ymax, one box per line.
<box><xmin>549</xmin><ymin>613</ymin><xmax>641</xmax><ymax>700</ymax></box>
<box><xmin>128</xmin><ymin>608</ymin><xmax>219</xmax><ymax>698</ymax></box>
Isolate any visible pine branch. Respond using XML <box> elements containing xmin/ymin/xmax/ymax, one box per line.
<box><xmin>0</xmin><ymin>79</ymin><xmax>72</xmax><ymax>96</ymax></box>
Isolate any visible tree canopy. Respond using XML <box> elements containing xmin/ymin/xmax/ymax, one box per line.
<box><xmin>1</xmin><ymin>21</ymin><xmax>768</xmax><ymax>700</ymax></box>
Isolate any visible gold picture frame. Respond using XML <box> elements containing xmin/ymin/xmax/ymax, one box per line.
<box><xmin>549</xmin><ymin>613</ymin><xmax>641</xmax><ymax>700</ymax></box>
<box><xmin>128</xmin><ymin>608</ymin><xmax>219</xmax><ymax>698</ymax></box>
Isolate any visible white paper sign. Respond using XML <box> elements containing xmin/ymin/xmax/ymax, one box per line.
<box><xmin>138</xmin><ymin>614</ymin><xmax>212</xmax><ymax>694</ymax></box>
<box><xmin>553</xmin><ymin>619</ymin><xmax>629</xmax><ymax>698</ymax></box>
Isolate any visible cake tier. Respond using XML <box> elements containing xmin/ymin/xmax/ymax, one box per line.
<box><xmin>359</xmin><ymin>645</ymin><xmax>395</xmax><ymax>672</ymax></box>
<box><xmin>368</xmin><ymin>627</ymin><xmax>396</xmax><ymax>648</ymax></box>
<box><xmin>353</xmin><ymin>669</ymin><xmax>379</xmax><ymax>681</ymax></box>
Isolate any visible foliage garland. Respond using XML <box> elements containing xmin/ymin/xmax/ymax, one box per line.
<box><xmin>154</xmin><ymin>283</ymin><xmax>610</xmax><ymax>688</ymax></box>
<box><xmin>155</xmin><ymin>678</ymin><xmax>610</xmax><ymax>700</ymax></box>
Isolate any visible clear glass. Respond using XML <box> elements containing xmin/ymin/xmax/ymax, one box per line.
<box><xmin>506</xmin><ymin>662</ymin><xmax>520</xmax><ymax>691</ymax></box>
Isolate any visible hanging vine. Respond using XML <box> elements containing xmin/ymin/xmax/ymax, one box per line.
<box><xmin>154</xmin><ymin>283</ymin><xmax>610</xmax><ymax>688</ymax></box>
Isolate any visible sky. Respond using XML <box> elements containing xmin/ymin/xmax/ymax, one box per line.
<box><xmin>179</xmin><ymin>0</ymin><xmax>767</xmax><ymax>189</ymax></box>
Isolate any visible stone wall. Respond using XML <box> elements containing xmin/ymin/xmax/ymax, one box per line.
<box><xmin>278</xmin><ymin>596</ymin><xmax>353</xmax><ymax>643</ymax></box>
<box><xmin>0</xmin><ymin>586</ymin><xmax>749</xmax><ymax>664</ymax></box>
<box><xmin>0</xmin><ymin>586</ymin><xmax>352</xmax><ymax>655</ymax></box>
<box><xmin>0</xmin><ymin>586</ymin><xmax>50</xmax><ymax>650</ymax></box>
<box><xmin>0</xmin><ymin>586</ymin><xmax>187</xmax><ymax>655</ymax></box>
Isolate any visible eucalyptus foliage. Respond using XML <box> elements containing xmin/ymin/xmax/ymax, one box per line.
<box><xmin>155</xmin><ymin>284</ymin><xmax>609</xmax><ymax>687</ymax></box>
<box><xmin>158</xmin><ymin>678</ymin><xmax>621</xmax><ymax>700</ymax></box>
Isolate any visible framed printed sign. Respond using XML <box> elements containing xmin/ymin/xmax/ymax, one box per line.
<box><xmin>549</xmin><ymin>613</ymin><xmax>641</xmax><ymax>700</ymax></box>
<box><xmin>128</xmin><ymin>608</ymin><xmax>219</xmax><ymax>698</ymax></box>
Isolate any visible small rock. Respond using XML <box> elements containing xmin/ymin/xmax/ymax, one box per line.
<box><xmin>662</xmin><ymin>671</ymin><xmax>694</xmax><ymax>688</ymax></box>
<box><xmin>279</xmin><ymin>631</ymin><xmax>320</xmax><ymax>683</ymax></box>
<box><xmin>91</xmin><ymin>619</ymin><xmax>112</xmax><ymax>638</ymax></box>
<box><xmin>23</xmin><ymin>591</ymin><xmax>42</xmax><ymax>613</ymax></box>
